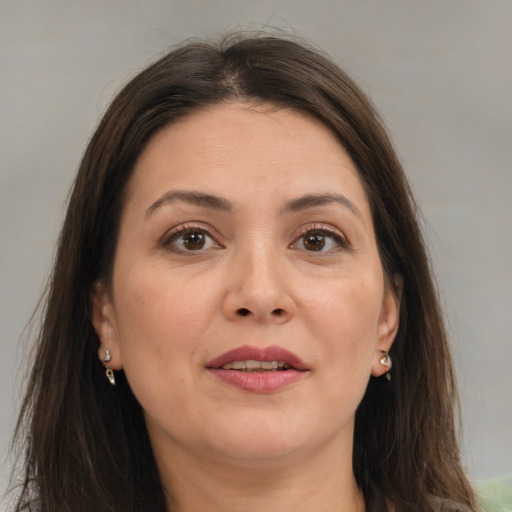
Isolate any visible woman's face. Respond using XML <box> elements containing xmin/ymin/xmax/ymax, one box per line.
<box><xmin>92</xmin><ymin>103</ymin><xmax>400</xmax><ymax>469</ymax></box>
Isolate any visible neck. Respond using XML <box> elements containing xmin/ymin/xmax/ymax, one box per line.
<box><xmin>153</xmin><ymin>435</ymin><xmax>366</xmax><ymax>512</ymax></box>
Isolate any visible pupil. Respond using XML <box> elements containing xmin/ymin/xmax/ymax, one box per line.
<box><xmin>184</xmin><ymin>232</ymin><xmax>205</xmax><ymax>250</ymax></box>
<box><xmin>304</xmin><ymin>233</ymin><xmax>325</xmax><ymax>251</ymax></box>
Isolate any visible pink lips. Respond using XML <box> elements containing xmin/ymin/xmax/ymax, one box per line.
<box><xmin>206</xmin><ymin>345</ymin><xmax>308</xmax><ymax>393</ymax></box>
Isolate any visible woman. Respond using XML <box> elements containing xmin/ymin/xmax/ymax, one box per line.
<box><xmin>11</xmin><ymin>34</ymin><xmax>477</xmax><ymax>511</ymax></box>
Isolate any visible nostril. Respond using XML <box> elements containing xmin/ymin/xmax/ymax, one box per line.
<box><xmin>237</xmin><ymin>308</ymin><xmax>251</xmax><ymax>317</ymax></box>
<box><xmin>272</xmin><ymin>308</ymin><xmax>284</xmax><ymax>316</ymax></box>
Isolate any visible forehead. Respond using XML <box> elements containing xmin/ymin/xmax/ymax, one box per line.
<box><xmin>124</xmin><ymin>102</ymin><xmax>370</xmax><ymax>220</ymax></box>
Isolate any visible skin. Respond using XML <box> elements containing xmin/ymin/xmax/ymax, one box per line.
<box><xmin>92</xmin><ymin>103</ymin><xmax>401</xmax><ymax>512</ymax></box>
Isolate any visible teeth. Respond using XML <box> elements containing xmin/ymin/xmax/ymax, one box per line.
<box><xmin>221</xmin><ymin>360</ymin><xmax>290</xmax><ymax>371</ymax></box>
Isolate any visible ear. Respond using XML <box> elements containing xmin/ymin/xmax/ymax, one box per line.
<box><xmin>371</xmin><ymin>275</ymin><xmax>402</xmax><ymax>377</ymax></box>
<box><xmin>90</xmin><ymin>281</ymin><xmax>123</xmax><ymax>370</ymax></box>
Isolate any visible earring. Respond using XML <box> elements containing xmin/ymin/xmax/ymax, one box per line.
<box><xmin>103</xmin><ymin>349</ymin><xmax>115</xmax><ymax>385</ymax></box>
<box><xmin>106</xmin><ymin>368</ymin><xmax>116</xmax><ymax>386</ymax></box>
<box><xmin>379</xmin><ymin>351</ymin><xmax>392</xmax><ymax>381</ymax></box>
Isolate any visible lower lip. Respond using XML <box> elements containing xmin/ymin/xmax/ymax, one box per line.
<box><xmin>208</xmin><ymin>369</ymin><xmax>306</xmax><ymax>393</ymax></box>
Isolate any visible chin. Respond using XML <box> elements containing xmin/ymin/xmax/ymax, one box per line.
<box><xmin>197</xmin><ymin>415</ymin><xmax>332</xmax><ymax>466</ymax></box>
<box><xmin>206</xmin><ymin>438</ymin><xmax>307</xmax><ymax>468</ymax></box>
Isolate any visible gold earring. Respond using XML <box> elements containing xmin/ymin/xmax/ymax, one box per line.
<box><xmin>379</xmin><ymin>351</ymin><xmax>392</xmax><ymax>381</ymax></box>
<box><xmin>106</xmin><ymin>368</ymin><xmax>116</xmax><ymax>386</ymax></box>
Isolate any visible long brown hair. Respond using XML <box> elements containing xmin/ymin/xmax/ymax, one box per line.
<box><xmin>11</xmin><ymin>33</ymin><xmax>477</xmax><ymax>511</ymax></box>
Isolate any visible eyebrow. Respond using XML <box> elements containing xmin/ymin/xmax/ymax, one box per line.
<box><xmin>145</xmin><ymin>190</ymin><xmax>233</xmax><ymax>218</ymax></box>
<box><xmin>145</xmin><ymin>190</ymin><xmax>362</xmax><ymax>220</ymax></box>
<box><xmin>282</xmin><ymin>193</ymin><xmax>362</xmax><ymax>218</ymax></box>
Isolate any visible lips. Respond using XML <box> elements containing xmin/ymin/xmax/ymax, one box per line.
<box><xmin>206</xmin><ymin>345</ymin><xmax>308</xmax><ymax>371</ymax></box>
<box><xmin>206</xmin><ymin>345</ymin><xmax>308</xmax><ymax>393</ymax></box>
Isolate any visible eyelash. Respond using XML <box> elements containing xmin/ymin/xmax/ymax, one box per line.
<box><xmin>291</xmin><ymin>224</ymin><xmax>348</xmax><ymax>253</ymax></box>
<box><xmin>161</xmin><ymin>223</ymin><xmax>348</xmax><ymax>254</ymax></box>
<box><xmin>161</xmin><ymin>224</ymin><xmax>221</xmax><ymax>253</ymax></box>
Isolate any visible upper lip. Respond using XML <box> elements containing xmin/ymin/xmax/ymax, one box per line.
<box><xmin>206</xmin><ymin>345</ymin><xmax>308</xmax><ymax>371</ymax></box>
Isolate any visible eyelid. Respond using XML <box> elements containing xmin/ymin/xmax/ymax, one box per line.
<box><xmin>160</xmin><ymin>222</ymin><xmax>223</xmax><ymax>251</ymax></box>
<box><xmin>290</xmin><ymin>223</ymin><xmax>349</xmax><ymax>250</ymax></box>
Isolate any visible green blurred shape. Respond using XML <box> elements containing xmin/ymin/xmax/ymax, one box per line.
<box><xmin>477</xmin><ymin>475</ymin><xmax>512</xmax><ymax>512</ymax></box>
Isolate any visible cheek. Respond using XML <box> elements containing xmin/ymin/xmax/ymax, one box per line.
<box><xmin>113</xmin><ymin>266</ymin><xmax>220</xmax><ymax>370</ymax></box>
<box><xmin>302</xmin><ymin>276</ymin><xmax>383</xmax><ymax>370</ymax></box>
<box><xmin>111</xmin><ymin>266</ymin><xmax>224</xmax><ymax>422</ymax></box>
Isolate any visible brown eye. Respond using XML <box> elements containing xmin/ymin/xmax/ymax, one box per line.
<box><xmin>291</xmin><ymin>228</ymin><xmax>345</xmax><ymax>253</ymax></box>
<box><xmin>182</xmin><ymin>231</ymin><xmax>206</xmax><ymax>250</ymax></box>
<box><xmin>303</xmin><ymin>233</ymin><xmax>326</xmax><ymax>251</ymax></box>
<box><xmin>164</xmin><ymin>228</ymin><xmax>219</xmax><ymax>253</ymax></box>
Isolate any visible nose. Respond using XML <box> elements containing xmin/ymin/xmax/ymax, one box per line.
<box><xmin>222</xmin><ymin>245</ymin><xmax>296</xmax><ymax>324</ymax></box>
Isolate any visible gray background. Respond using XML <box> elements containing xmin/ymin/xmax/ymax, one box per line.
<box><xmin>1</xmin><ymin>0</ymin><xmax>511</xmax><ymax>501</ymax></box>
